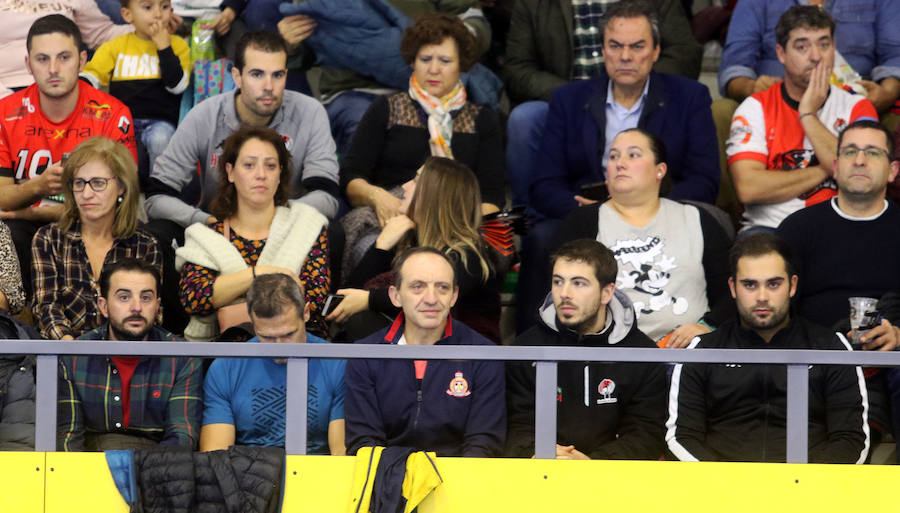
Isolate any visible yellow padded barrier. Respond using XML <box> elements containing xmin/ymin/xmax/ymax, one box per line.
<box><xmin>0</xmin><ymin>452</ymin><xmax>44</xmax><ymax>513</ymax></box>
<box><xmin>2</xmin><ymin>453</ymin><xmax>897</xmax><ymax>512</ymax></box>
<box><xmin>285</xmin><ymin>456</ymin><xmax>898</xmax><ymax>512</ymax></box>
<box><xmin>44</xmin><ymin>453</ymin><xmax>128</xmax><ymax>513</ymax></box>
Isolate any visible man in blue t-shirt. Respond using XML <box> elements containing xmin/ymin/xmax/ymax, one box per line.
<box><xmin>200</xmin><ymin>273</ymin><xmax>345</xmax><ymax>454</ymax></box>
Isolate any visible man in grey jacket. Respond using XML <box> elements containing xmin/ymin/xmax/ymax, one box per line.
<box><xmin>143</xmin><ymin>30</ymin><xmax>341</xmax><ymax>333</ymax></box>
<box><xmin>145</xmin><ymin>30</ymin><xmax>339</xmax><ymax>225</ymax></box>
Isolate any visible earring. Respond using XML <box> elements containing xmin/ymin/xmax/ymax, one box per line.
<box><xmin>657</xmin><ymin>173</ymin><xmax>663</xmax><ymax>178</ymax></box>
<box><xmin>117</xmin><ymin>195</ymin><xmax>123</xmax><ymax>204</ymax></box>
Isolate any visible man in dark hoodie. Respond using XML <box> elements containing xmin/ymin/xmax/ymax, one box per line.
<box><xmin>506</xmin><ymin>238</ymin><xmax>666</xmax><ymax>459</ymax></box>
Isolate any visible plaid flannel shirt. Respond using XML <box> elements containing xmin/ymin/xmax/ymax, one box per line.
<box><xmin>31</xmin><ymin>223</ymin><xmax>161</xmax><ymax>339</ymax></box>
<box><xmin>57</xmin><ymin>324</ymin><xmax>202</xmax><ymax>451</ymax></box>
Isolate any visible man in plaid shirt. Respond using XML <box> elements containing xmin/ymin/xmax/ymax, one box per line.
<box><xmin>57</xmin><ymin>258</ymin><xmax>202</xmax><ymax>451</ymax></box>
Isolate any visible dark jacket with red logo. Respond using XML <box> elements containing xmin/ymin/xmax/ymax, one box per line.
<box><xmin>506</xmin><ymin>290</ymin><xmax>666</xmax><ymax>459</ymax></box>
<box><xmin>344</xmin><ymin>314</ymin><xmax>506</xmax><ymax>457</ymax></box>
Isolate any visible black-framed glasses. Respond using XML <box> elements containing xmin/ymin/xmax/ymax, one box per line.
<box><xmin>71</xmin><ymin>177</ymin><xmax>113</xmax><ymax>192</ymax></box>
<box><xmin>838</xmin><ymin>146</ymin><xmax>891</xmax><ymax>161</ymax></box>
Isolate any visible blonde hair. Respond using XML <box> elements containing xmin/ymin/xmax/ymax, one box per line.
<box><xmin>407</xmin><ymin>157</ymin><xmax>491</xmax><ymax>281</ymax></box>
<box><xmin>58</xmin><ymin>137</ymin><xmax>140</xmax><ymax>238</ymax></box>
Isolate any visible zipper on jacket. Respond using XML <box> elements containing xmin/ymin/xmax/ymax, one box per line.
<box><xmin>413</xmin><ymin>378</ymin><xmax>423</xmax><ymax>433</ymax></box>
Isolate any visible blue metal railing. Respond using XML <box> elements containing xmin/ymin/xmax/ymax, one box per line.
<box><xmin>3</xmin><ymin>339</ymin><xmax>898</xmax><ymax>462</ymax></box>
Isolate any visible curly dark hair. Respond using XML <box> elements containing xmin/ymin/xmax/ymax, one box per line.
<box><xmin>400</xmin><ymin>12</ymin><xmax>477</xmax><ymax>72</ymax></box>
<box><xmin>209</xmin><ymin>125</ymin><xmax>293</xmax><ymax>220</ymax></box>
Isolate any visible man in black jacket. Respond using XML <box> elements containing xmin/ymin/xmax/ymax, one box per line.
<box><xmin>666</xmin><ymin>233</ymin><xmax>870</xmax><ymax>463</ymax></box>
<box><xmin>506</xmin><ymin>239</ymin><xmax>666</xmax><ymax>460</ymax></box>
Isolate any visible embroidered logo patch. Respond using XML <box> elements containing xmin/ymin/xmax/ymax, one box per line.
<box><xmin>596</xmin><ymin>379</ymin><xmax>617</xmax><ymax>405</ymax></box>
<box><xmin>152</xmin><ymin>390</ymin><xmax>161</xmax><ymax>399</ymax></box>
<box><xmin>446</xmin><ymin>371</ymin><xmax>471</xmax><ymax>397</ymax></box>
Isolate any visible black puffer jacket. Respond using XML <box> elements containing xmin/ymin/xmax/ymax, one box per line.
<box><xmin>131</xmin><ymin>445</ymin><xmax>284</xmax><ymax>513</ymax></box>
<box><xmin>0</xmin><ymin>309</ymin><xmax>40</xmax><ymax>451</ymax></box>
<box><xmin>0</xmin><ymin>355</ymin><xmax>35</xmax><ymax>450</ymax></box>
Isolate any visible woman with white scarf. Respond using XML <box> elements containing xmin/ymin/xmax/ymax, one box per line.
<box><xmin>338</xmin><ymin>12</ymin><xmax>504</xmax><ymax>279</ymax></box>
<box><xmin>176</xmin><ymin>126</ymin><xmax>329</xmax><ymax>341</ymax></box>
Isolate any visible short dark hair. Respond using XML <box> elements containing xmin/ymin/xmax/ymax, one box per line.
<box><xmin>392</xmin><ymin>246</ymin><xmax>458</xmax><ymax>288</ymax></box>
<box><xmin>27</xmin><ymin>14</ymin><xmax>84</xmax><ymax>53</ymax></box>
<box><xmin>98</xmin><ymin>258</ymin><xmax>161</xmax><ymax>299</ymax></box>
<box><xmin>836</xmin><ymin>119</ymin><xmax>896</xmax><ymax>160</ymax></box>
<box><xmin>246</xmin><ymin>273</ymin><xmax>305</xmax><ymax>319</ymax></box>
<box><xmin>550</xmin><ymin>239</ymin><xmax>618</xmax><ymax>286</ymax></box>
<box><xmin>400</xmin><ymin>12</ymin><xmax>478</xmax><ymax>72</ymax></box>
<box><xmin>601</xmin><ymin>0</ymin><xmax>661</xmax><ymax>48</ymax></box>
<box><xmin>209</xmin><ymin>125</ymin><xmax>293</xmax><ymax>220</ymax></box>
<box><xmin>234</xmin><ymin>30</ymin><xmax>288</xmax><ymax>72</ymax></box>
<box><xmin>775</xmin><ymin>6</ymin><xmax>835</xmax><ymax>49</ymax></box>
<box><xmin>729</xmin><ymin>232</ymin><xmax>795</xmax><ymax>279</ymax></box>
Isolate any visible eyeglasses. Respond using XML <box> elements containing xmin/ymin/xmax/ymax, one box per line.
<box><xmin>71</xmin><ymin>177</ymin><xmax>114</xmax><ymax>192</ymax></box>
<box><xmin>838</xmin><ymin>146</ymin><xmax>891</xmax><ymax>161</ymax></box>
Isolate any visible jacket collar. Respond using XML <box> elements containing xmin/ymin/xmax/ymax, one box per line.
<box><xmin>536</xmin><ymin>289</ymin><xmax>637</xmax><ymax>346</ymax></box>
<box><xmin>733</xmin><ymin>313</ymin><xmax>800</xmax><ymax>348</ymax></box>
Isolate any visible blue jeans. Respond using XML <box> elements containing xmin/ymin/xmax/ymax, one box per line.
<box><xmin>325</xmin><ymin>91</ymin><xmax>377</xmax><ymax>160</ymax></box>
<box><xmin>506</xmin><ymin>101</ymin><xmax>549</xmax><ymax>206</ymax></box>
<box><xmin>135</xmin><ymin>118</ymin><xmax>175</xmax><ymax>185</ymax></box>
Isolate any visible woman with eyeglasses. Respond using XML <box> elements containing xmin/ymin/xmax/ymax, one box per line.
<box><xmin>31</xmin><ymin>137</ymin><xmax>161</xmax><ymax>340</ymax></box>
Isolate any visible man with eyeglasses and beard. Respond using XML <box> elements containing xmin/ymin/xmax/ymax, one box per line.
<box><xmin>666</xmin><ymin>233</ymin><xmax>869</xmax><ymax>463</ymax></box>
<box><xmin>777</xmin><ymin>118</ymin><xmax>900</xmax><ymax>459</ymax></box>
<box><xmin>57</xmin><ymin>258</ymin><xmax>202</xmax><ymax>451</ymax></box>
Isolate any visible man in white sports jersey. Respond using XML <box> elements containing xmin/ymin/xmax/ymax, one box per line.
<box><xmin>726</xmin><ymin>6</ymin><xmax>877</xmax><ymax>233</ymax></box>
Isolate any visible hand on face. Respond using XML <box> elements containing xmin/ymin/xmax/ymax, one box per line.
<box><xmin>148</xmin><ymin>20</ymin><xmax>172</xmax><ymax>50</ymax></box>
<box><xmin>375</xmin><ymin>215</ymin><xmax>415</xmax><ymax>250</ymax></box>
<box><xmin>798</xmin><ymin>59</ymin><xmax>830</xmax><ymax>116</ymax></box>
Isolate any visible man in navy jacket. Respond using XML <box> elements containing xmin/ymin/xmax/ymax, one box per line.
<box><xmin>344</xmin><ymin>247</ymin><xmax>505</xmax><ymax>457</ymax></box>
<box><xmin>531</xmin><ymin>70</ymin><xmax>720</xmax><ymax>219</ymax></box>
<box><xmin>515</xmin><ymin>2</ymin><xmax>718</xmax><ymax>334</ymax></box>
<box><xmin>527</xmin><ymin>1</ymin><xmax>719</xmax><ymax>220</ymax></box>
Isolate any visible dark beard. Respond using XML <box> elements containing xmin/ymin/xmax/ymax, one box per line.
<box><xmin>109</xmin><ymin>320</ymin><xmax>153</xmax><ymax>341</ymax></box>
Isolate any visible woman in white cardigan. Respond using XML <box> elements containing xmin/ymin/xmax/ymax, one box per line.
<box><xmin>176</xmin><ymin>125</ymin><xmax>329</xmax><ymax>340</ymax></box>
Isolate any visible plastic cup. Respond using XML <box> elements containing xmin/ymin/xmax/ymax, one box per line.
<box><xmin>849</xmin><ymin>297</ymin><xmax>879</xmax><ymax>346</ymax></box>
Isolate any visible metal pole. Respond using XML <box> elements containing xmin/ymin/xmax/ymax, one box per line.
<box><xmin>534</xmin><ymin>361</ymin><xmax>558</xmax><ymax>459</ymax></box>
<box><xmin>35</xmin><ymin>354</ymin><xmax>58</xmax><ymax>452</ymax></box>
<box><xmin>786</xmin><ymin>364</ymin><xmax>809</xmax><ymax>463</ymax></box>
<box><xmin>284</xmin><ymin>358</ymin><xmax>309</xmax><ymax>455</ymax></box>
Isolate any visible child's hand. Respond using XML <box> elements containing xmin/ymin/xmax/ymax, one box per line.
<box><xmin>148</xmin><ymin>21</ymin><xmax>171</xmax><ymax>51</ymax></box>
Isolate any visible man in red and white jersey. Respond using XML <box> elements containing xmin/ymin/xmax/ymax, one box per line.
<box><xmin>726</xmin><ymin>6</ymin><xmax>877</xmax><ymax>233</ymax></box>
<box><xmin>0</xmin><ymin>15</ymin><xmax>136</xmax><ymax>295</ymax></box>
